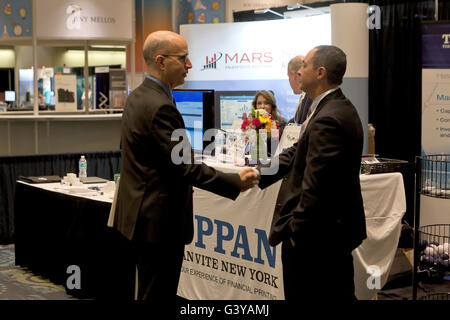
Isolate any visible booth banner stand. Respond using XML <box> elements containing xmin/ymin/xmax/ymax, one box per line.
<box><xmin>421</xmin><ymin>22</ymin><xmax>450</xmax><ymax>157</ymax></box>
<box><xmin>420</xmin><ymin>22</ymin><xmax>450</xmax><ymax>227</ymax></box>
<box><xmin>412</xmin><ymin>23</ymin><xmax>450</xmax><ymax>300</ymax></box>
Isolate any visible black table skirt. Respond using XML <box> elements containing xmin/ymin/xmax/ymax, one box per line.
<box><xmin>0</xmin><ymin>150</ymin><xmax>121</xmax><ymax>244</ymax></box>
<box><xmin>14</xmin><ymin>182</ymin><xmax>135</xmax><ymax>299</ymax></box>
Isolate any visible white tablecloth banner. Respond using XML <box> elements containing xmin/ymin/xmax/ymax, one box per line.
<box><xmin>178</xmin><ymin>166</ymin><xmax>283</xmax><ymax>300</ymax></box>
<box><xmin>178</xmin><ymin>166</ymin><xmax>406</xmax><ymax>300</ymax></box>
<box><xmin>354</xmin><ymin>172</ymin><xmax>406</xmax><ymax>300</ymax></box>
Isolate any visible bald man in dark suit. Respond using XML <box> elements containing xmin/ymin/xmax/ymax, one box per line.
<box><xmin>113</xmin><ymin>30</ymin><xmax>259</xmax><ymax>305</ymax></box>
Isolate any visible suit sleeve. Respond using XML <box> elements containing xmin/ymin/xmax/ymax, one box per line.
<box><xmin>289</xmin><ymin>116</ymin><xmax>344</xmax><ymax>239</ymax></box>
<box><xmin>258</xmin><ymin>142</ymin><xmax>297</xmax><ymax>189</ymax></box>
<box><xmin>148</xmin><ymin>104</ymin><xmax>242</xmax><ymax>200</ymax></box>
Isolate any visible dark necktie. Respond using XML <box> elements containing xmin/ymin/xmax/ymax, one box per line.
<box><xmin>295</xmin><ymin>95</ymin><xmax>308</xmax><ymax>124</ymax></box>
<box><xmin>305</xmin><ymin>101</ymin><xmax>312</xmax><ymax>118</ymax></box>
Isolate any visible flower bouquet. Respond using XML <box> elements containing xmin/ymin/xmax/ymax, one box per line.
<box><xmin>241</xmin><ymin>108</ymin><xmax>279</xmax><ymax>162</ymax></box>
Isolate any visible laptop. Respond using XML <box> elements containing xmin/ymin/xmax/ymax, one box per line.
<box><xmin>79</xmin><ymin>176</ymin><xmax>109</xmax><ymax>184</ymax></box>
<box><xmin>19</xmin><ymin>175</ymin><xmax>61</xmax><ymax>184</ymax></box>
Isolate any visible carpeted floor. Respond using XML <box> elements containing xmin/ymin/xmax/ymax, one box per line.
<box><xmin>0</xmin><ymin>244</ymin><xmax>76</xmax><ymax>300</ymax></box>
<box><xmin>377</xmin><ymin>272</ymin><xmax>450</xmax><ymax>300</ymax></box>
<box><xmin>1</xmin><ymin>243</ymin><xmax>448</xmax><ymax>301</ymax></box>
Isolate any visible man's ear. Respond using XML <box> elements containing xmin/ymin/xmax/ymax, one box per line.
<box><xmin>155</xmin><ymin>55</ymin><xmax>165</xmax><ymax>69</ymax></box>
<box><xmin>317</xmin><ymin>66</ymin><xmax>326</xmax><ymax>80</ymax></box>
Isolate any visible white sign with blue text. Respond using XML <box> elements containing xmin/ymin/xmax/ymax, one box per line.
<box><xmin>177</xmin><ymin>168</ymin><xmax>283</xmax><ymax>300</ymax></box>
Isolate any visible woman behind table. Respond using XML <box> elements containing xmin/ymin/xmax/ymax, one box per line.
<box><xmin>251</xmin><ymin>90</ymin><xmax>287</xmax><ymax>156</ymax></box>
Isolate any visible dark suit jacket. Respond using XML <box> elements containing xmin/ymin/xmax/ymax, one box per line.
<box><xmin>114</xmin><ymin>78</ymin><xmax>242</xmax><ymax>245</ymax></box>
<box><xmin>260</xmin><ymin>89</ymin><xmax>366</xmax><ymax>251</ymax></box>
<box><xmin>288</xmin><ymin>94</ymin><xmax>313</xmax><ymax>125</ymax></box>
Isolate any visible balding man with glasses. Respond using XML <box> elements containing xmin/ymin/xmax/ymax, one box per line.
<box><xmin>113</xmin><ymin>31</ymin><xmax>259</xmax><ymax>306</ymax></box>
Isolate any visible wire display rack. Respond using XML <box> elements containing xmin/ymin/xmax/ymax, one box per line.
<box><xmin>413</xmin><ymin>155</ymin><xmax>450</xmax><ymax>300</ymax></box>
<box><xmin>419</xmin><ymin>154</ymin><xmax>450</xmax><ymax>199</ymax></box>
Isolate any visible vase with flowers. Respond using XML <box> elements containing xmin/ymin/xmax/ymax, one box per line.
<box><xmin>241</xmin><ymin>108</ymin><xmax>280</xmax><ymax>163</ymax></box>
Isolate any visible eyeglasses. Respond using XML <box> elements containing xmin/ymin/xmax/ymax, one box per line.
<box><xmin>161</xmin><ymin>54</ymin><xmax>189</xmax><ymax>63</ymax></box>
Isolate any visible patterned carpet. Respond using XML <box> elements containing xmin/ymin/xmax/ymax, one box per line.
<box><xmin>0</xmin><ymin>244</ymin><xmax>76</xmax><ymax>300</ymax></box>
<box><xmin>2</xmin><ymin>243</ymin><xmax>447</xmax><ymax>301</ymax></box>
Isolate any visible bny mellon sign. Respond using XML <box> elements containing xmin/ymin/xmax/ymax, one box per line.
<box><xmin>35</xmin><ymin>0</ymin><xmax>132</xmax><ymax>40</ymax></box>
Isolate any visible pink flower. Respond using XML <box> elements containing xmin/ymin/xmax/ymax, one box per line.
<box><xmin>252</xmin><ymin>118</ymin><xmax>260</xmax><ymax>128</ymax></box>
<box><xmin>241</xmin><ymin>120</ymin><xmax>250</xmax><ymax>131</ymax></box>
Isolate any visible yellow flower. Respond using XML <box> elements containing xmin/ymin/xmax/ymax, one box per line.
<box><xmin>259</xmin><ymin>116</ymin><xmax>269</xmax><ymax>125</ymax></box>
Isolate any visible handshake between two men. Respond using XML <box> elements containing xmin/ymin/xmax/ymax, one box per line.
<box><xmin>238</xmin><ymin>167</ymin><xmax>260</xmax><ymax>192</ymax></box>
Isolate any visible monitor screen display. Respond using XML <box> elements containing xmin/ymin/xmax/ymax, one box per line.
<box><xmin>215</xmin><ymin>91</ymin><xmax>258</xmax><ymax>130</ymax></box>
<box><xmin>5</xmin><ymin>91</ymin><xmax>15</xmax><ymax>102</ymax></box>
<box><xmin>172</xmin><ymin>89</ymin><xmax>215</xmax><ymax>152</ymax></box>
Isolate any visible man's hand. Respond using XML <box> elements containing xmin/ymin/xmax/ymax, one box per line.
<box><xmin>238</xmin><ymin>167</ymin><xmax>259</xmax><ymax>192</ymax></box>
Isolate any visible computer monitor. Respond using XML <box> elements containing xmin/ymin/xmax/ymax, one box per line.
<box><xmin>172</xmin><ymin>89</ymin><xmax>215</xmax><ymax>153</ymax></box>
<box><xmin>5</xmin><ymin>91</ymin><xmax>15</xmax><ymax>102</ymax></box>
<box><xmin>215</xmin><ymin>91</ymin><xmax>258</xmax><ymax>130</ymax></box>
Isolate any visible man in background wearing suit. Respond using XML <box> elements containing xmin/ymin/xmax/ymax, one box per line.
<box><xmin>287</xmin><ymin>55</ymin><xmax>313</xmax><ymax>125</ymax></box>
<box><xmin>113</xmin><ymin>30</ymin><xmax>259</xmax><ymax>305</ymax></box>
<box><xmin>259</xmin><ymin>45</ymin><xmax>366</xmax><ymax>301</ymax></box>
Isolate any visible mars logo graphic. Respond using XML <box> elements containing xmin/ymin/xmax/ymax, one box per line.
<box><xmin>66</xmin><ymin>4</ymin><xmax>82</xmax><ymax>30</ymax></box>
<box><xmin>201</xmin><ymin>51</ymin><xmax>273</xmax><ymax>71</ymax></box>
<box><xmin>201</xmin><ymin>52</ymin><xmax>223</xmax><ymax>70</ymax></box>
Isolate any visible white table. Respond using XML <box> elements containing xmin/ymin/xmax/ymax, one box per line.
<box><xmin>16</xmin><ymin>170</ymin><xmax>406</xmax><ymax>300</ymax></box>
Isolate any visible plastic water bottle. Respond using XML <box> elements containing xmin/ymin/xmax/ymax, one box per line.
<box><xmin>215</xmin><ymin>131</ymin><xmax>225</xmax><ymax>161</ymax></box>
<box><xmin>79</xmin><ymin>155</ymin><xmax>87</xmax><ymax>179</ymax></box>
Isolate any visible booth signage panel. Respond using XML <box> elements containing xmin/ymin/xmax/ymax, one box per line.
<box><xmin>421</xmin><ymin>23</ymin><xmax>450</xmax><ymax>155</ymax></box>
<box><xmin>181</xmin><ymin>15</ymin><xmax>331</xmax><ymax>81</ymax></box>
<box><xmin>178</xmin><ymin>180</ymin><xmax>284</xmax><ymax>300</ymax></box>
<box><xmin>180</xmin><ymin>15</ymin><xmax>331</xmax><ymax>120</ymax></box>
<box><xmin>35</xmin><ymin>0</ymin><xmax>132</xmax><ymax>40</ymax></box>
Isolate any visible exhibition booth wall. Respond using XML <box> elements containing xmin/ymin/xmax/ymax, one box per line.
<box><xmin>0</xmin><ymin>1</ymin><xmax>369</xmax><ymax>157</ymax></box>
<box><xmin>0</xmin><ymin>0</ymin><xmax>133</xmax><ymax>157</ymax></box>
<box><xmin>181</xmin><ymin>3</ymin><xmax>369</xmax><ymax>153</ymax></box>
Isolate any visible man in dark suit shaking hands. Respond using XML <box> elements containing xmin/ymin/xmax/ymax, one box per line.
<box><xmin>259</xmin><ymin>45</ymin><xmax>367</xmax><ymax>301</ymax></box>
<box><xmin>113</xmin><ymin>31</ymin><xmax>259</xmax><ymax>304</ymax></box>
